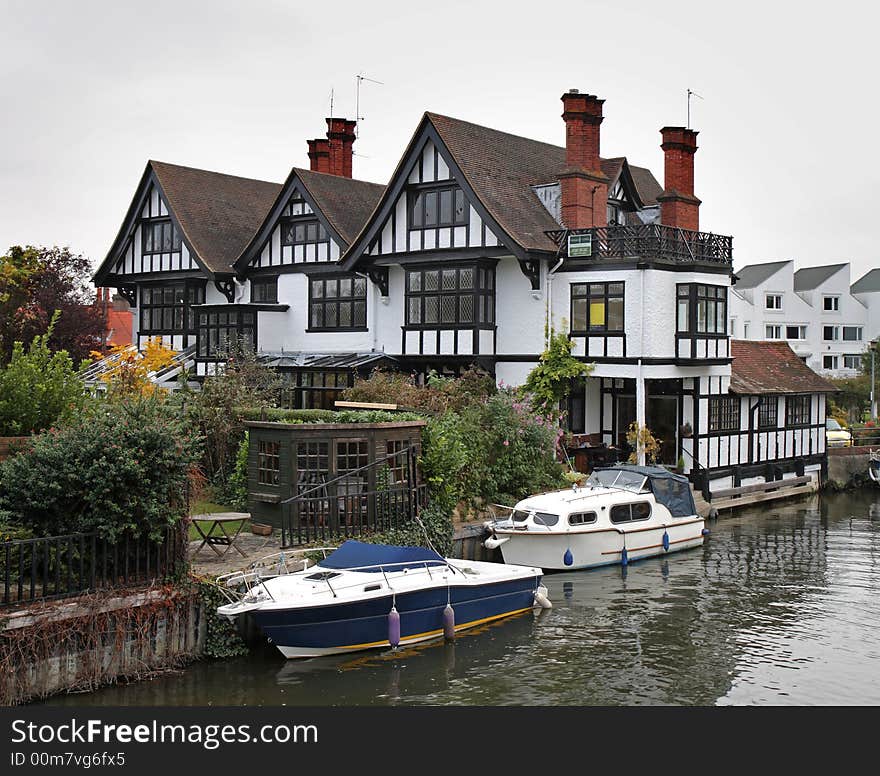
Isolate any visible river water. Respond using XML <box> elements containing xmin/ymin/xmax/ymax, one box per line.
<box><xmin>45</xmin><ymin>489</ymin><xmax>880</xmax><ymax>706</ymax></box>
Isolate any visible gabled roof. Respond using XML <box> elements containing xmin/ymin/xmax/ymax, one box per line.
<box><xmin>150</xmin><ymin>161</ymin><xmax>281</xmax><ymax>274</ymax></box>
<box><xmin>235</xmin><ymin>168</ymin><xmax>384</xmax><ymax>271</ymax></box>
<box><xmin>94</xmin><ymin>161</ymin><xmax>282</xmax><ymax>283</ymax></box>
<box><xmin>793</xmin><ymin>263</ymin><xmax>847</xmax><ymax>291</ymax></box>
<box><xmin>852</xmin><ymin>268</ymin><xmax>880</xmax><ymax>294</ymax></box>
<box><xmin>729</xmin><ymin>340</ymin><xmax>837</xmax><ymax>394</ymax></box>
<box><xmin>293</xmin><ymin>169</ymin><xmax>385</xmax><ymax>245</ymax></box>
<box><xmin>733</xmin><ymin>260</ymin><xmax>791</xmax><ymax>289</ymax></box>
<box><xmin>341</xmin><ymin>111</ymin><xmax>664</xmax><ymax>266</ymax></box>
<box><xmin>427</xmin><ymin>112</ymin><xmax>663</xmax><ymax>253</ymax></box>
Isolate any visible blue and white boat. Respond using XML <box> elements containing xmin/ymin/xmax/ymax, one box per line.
<box><xmin>217</xmin><ymin>541</ymin><xmax>547</xmax><ymax>658</ymax></box>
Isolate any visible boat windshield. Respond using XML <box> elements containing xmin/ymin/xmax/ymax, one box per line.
<box><xmin>511</xmin><ymin>509</ymin><xmax>560</xmax><ymax>527</ymax></box>
<box><xmin>587</xmin><ymin>469</ymin><xmax>648</xmax><ymax>492</ymax></box>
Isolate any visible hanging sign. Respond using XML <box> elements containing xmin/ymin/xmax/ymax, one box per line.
<box><xmin>568</xmin><ymin>233</ymin><xmax>592</xmax><ymax>258</ymax></box>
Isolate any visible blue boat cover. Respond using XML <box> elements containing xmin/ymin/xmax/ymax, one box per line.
<box><xmin>318</xmin><ymin>540</ymin><xmax>446</xmax><ymax>573</ymax></box>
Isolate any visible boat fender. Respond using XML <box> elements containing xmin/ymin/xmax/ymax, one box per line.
<box><xmin>701</xmin><ymin>528</ymin><xmax>710</xmax><ymax>536</ymax></box>
<box><xmin>662</xmin><ymin>531</ymin><xmax>670</xmax><ymax>552</ymax></box>
<box><xmin>388</xmin><ymin>605</ymin><xmax>401</xmax><ymax>648</ymax></box>
<box><xmin>533</xmin><ymin>585</ymin><xmax>552</xmax><ymax>609</ymax></box>
<box><xmin>563</xmin><ymin>548</ymin><xmax>574</xmax><ymax>566</ymax></box>
<box><xmin>621</xmin><ymin>546</ymin><xmax>628</xmax><ymax>567</ymax></box>
<box><xmin>442</xmin><ymin>603</ymin><xmax>456</xmax><ymax>640</ymax></box>
<box><xmin>484</xmin><ymin>536</ymin><xmax>510</xmax><ymax>550</ymax></box>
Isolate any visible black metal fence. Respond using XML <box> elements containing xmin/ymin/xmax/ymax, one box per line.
<box><xmin>280</xmin><ymin>445</ymin><xmax>428</xmax><ymax>547</ymax></box>
<box><xmin>1</xmin><ymin>526</ymin><xmax>186</xmax><ymax>608</ymax></box>
<box><xmin>548</xmin><ymin>224</ymin><xmax>733</xmax><ymax>266</ymax></box>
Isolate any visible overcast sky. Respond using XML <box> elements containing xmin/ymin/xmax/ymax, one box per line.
<box><xmin>1</xmin><ymin>0</ymin><xmax>877</xmax><ymax>282</ymax></box>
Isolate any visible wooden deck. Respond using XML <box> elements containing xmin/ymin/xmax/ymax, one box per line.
<box><xmin>693</xmin><ymin>475</ymin><xmax>818</xmax><ymax>517</ymax></box>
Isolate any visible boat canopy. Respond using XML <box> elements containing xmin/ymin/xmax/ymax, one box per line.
<box><xmin>318</xmin><ymin>540</ymin><xmax>446</xmax><ymax>572</ymax></box>
<box><xmin>594</xmin><ymin>465</ymin><xmax>697</xmax><ymax>518</ymax></box>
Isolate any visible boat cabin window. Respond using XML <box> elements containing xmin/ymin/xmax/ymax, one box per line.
<box><xmin>512</xmin><ymin>509</ymin><xmax>559</xmax><ymax>526</ymax></box>
<box><xmin>609</xmin><ymin>502</ymin><xmax>652</xmax><ymax>524</ymax></box>
<box><xmin>568</xmin><ymin>512</ymin><xmax>597</xmax><ymax>526</ymax></box>
<box><xmin>588</xmin><ymin>469</ymin><xmax>648</xmax><ymax>492</ymax></box>
<box><xmin>513</xmin><ymin>509</ymin><xmax>559</xmax><ymax>526</ymax></box>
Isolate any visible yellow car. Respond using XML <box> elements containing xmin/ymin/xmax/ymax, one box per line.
<box><xmin>826</xmin><ymin>418</ymin><xmax>853</xmax><ymax>447</ymax></box>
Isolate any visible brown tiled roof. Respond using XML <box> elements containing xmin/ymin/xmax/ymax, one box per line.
<box><xmin>729</xmin><ymin>340</ymin><xmax>838</xmax><ymax>394</ymax></box>
<box><xmin>151</xmin><ymin>161</ymin><xmax>282</xmax><ymax>274</ymax></box>
<box><xmin>290</xmin><ymin>168</ymin><xmax>385</xmax><ymax>245</ymax></box>
<box><xmin>427</xmin><ymin>113</ymin><xmax>663</xmax><ymax>253</ymax></box>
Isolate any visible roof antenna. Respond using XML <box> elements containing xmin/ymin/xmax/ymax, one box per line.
<box><xmin>355</xmin><ymin>72</ymin><xmax>383</xmax><ymax>140</ymax></box>
<box><xmin>687</xmin><ymin>88</ymin><xmax>703</xmax><ymax>129</ymax></box>
<box><xmin>329</xmin><ymin>87</ymin><xmax>334</xmax><ymax>117</ymax></box>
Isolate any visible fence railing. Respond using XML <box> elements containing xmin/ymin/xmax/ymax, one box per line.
<box><xmin>280</xmin><ymin>445</ymin><xmax>427</xmax><ymax>547</ymax></box>
<box><xmin>1</xmin><ymin>526</ymin><xmax>186</xmax><ymax>608</ymax></box>
<box><xmin>546</xmin><ymin>224</ymin><xmax>734</xmax><ymax>266</ymax></box>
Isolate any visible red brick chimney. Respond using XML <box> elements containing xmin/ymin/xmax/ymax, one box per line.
<box><xmin>326</xmin><ymin>118</ymin><xmax>357</xmax><ymax>178</ymax></box>
<box><xmin>558</xmin><ymin>90</ymin><xmax>609</xmax><ymax>230</ymax></box>
<box><xmin>307</xmin><ymin>138</ymin><xmax>331</xmax><ymax>173</ymax></box>
<box><xmin>657</xmin><ymin>126</ymin><xmax>701</xmax><ymax>231</ymax></box>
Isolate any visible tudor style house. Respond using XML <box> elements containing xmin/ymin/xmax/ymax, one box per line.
<box><xmin>93</xmin><ymin>89</ymin><xmax>836</xmax><ymax>490</ymax></box>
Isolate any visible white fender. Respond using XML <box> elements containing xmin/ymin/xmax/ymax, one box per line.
<box><xmin>533</xmin><ymin>585</ymin><xmax>552</xmax><ymax>609</ymax></box>
<box><xmin>484</xmin><ymin>536</ymin><xmax>510</xmax><ymax>550</ymax></box>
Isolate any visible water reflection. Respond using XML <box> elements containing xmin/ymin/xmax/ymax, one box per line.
<box><xmin>43</xmin><ymin>489</ymin><xmax>880</xmax><ymax>706</ymax></box>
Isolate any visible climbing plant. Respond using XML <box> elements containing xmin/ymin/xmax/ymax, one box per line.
<box><xmin>521</xmin><ymin>324</ymin><xmax>592</xmax><ymax>418</ymax></box>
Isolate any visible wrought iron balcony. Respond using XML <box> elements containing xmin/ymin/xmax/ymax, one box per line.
<box><xmin>546</xmin><ymin>224</ymin><xmax>733</xmax><ymax>267</ymax></box>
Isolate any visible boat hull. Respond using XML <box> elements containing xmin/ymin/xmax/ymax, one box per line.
<box><xmin>249</xmin><ymin>575</ymin><xmax>540</xmax><ymax>658</ymax></box>
<box><xmin>495</xmin><ymin>519</ymin><xmax>705</xmax><ymax>571</ymax></box>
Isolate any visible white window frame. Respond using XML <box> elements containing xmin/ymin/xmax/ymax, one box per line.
<box><xmin>765</xmin><ymin>294</ymin><xmax>783</xmax><ymax>311</ymax></box>
<box><xmin>823</xmin><ymin>325</ymin><xmax>840</xmax><ymax>342</ymax></box>
<box><xmin>765</xmin><ymin>324</ymin><xmax>782</xmax><ymax>339</ymax></box>
<box><xmin>842</xmin><ymin>326</ymin><xmax>863</xmax><ymax>342</ymax></box>
<box><xmin>823</xmin><ymin>355</ymin><xmax>839</xmax><ymax>370</ymax></box>
<box><xmin>785</xmin><ymin>324</ymin><xmax>807</xmax><ymax>341</ymax></box>
<box><xmin>844</xmin><ymin>354</ymin><xmax>862</xmax><ymax>370</ymax></box>
<box><xmin>823</xmin><ymin>295</ymin><xmax>840</xmax><ymax>312</ymax></box>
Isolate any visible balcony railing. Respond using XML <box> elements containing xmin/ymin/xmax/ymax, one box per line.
<box><xmin>546</xmin><ymin>224</ymin><xmax>733</xmax><ymax>266</ymax></box>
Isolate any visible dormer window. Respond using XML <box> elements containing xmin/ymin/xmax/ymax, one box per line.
<box><xmin>142</xmin><ymin>219</ymin><xmax>181</xmax><ymax>254</ymax></box>
<box><xmin>606</xmin><ymin>179</ymin><xmax>632</xmax><ymax>226</ymax></box>
<box><xmin>281</xmin><ymin>217</ymin><xmax>328</xmax><ymax>246</ymax></box>
<box><xmin>409</xmin><ymin>185</ymin><xmax>468</xmax><ymax>229</ymax></box>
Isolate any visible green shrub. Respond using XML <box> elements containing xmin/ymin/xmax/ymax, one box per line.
<box><xmin>0</xmin><ymin>319</ymin><xmax>89</xmax><ymax>436</ymax></box>
<box><xmin>224</xmin><ymin>431</ymin><xmax>249</xmax><ymax>512</ymax></box>
<box><xmin>342</xmin><ymin>367</ymin><xmax>494</xmax><ymax>413</ymax></box>
<box><xmin>0</xmin><ymin>395</ymin><xmax>200</xmax><ymax>541</ymax></box>
<box><xmin>238</xmin><ymin>406</ymin><xmax>426</xmax><ymax>425</ymax></box>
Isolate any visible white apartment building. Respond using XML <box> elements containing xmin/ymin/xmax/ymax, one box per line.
<box><xmin>730</xmin><ymin>260</ymin><xmax>877</xmax><ymax>377</ymax></box>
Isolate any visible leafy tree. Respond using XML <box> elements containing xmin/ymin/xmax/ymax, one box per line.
<box><xmin>0</xmin><ymin>314</ymin><xmax>89</xmax><ymax>436</ymax></box>
<box><xmin>178</xmin><ymin>342</ymin><xmax>281</xmax><ymax>486</ymax></box>
<box><xmin>0</xmin><ymin>245</ymin><xmax>105</xmax><ymax>366</ymax></box>
<box><xmin>521</xmin><ymin>325</ymin><xmax>592</xmax><ymax>418</ymax></box>
<box><xmin>92</xmin><ymin>337</ymin><xmax>178</xmax><ymax>399</ymax></box>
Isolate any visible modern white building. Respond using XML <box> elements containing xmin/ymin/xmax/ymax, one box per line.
<box><xmin>93</xmin><ymin>90</ymin><xmax>836</xmax><ymax>491</ymax></box>
<box><xmin>730</xmin><ymin>260</ymin><xmax>877</xmax><ymax>377</ymax></box>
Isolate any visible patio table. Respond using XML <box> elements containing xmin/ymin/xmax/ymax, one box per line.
<box><xmin>188</xmin><ymin>513</ymin><xmax>250</xmax><ymax>558</ymax></box>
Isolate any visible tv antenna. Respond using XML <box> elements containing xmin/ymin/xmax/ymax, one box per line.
<box><xmin>687</xmin><ymin>88</ymin><xmax>703</xmax><ymax>129</ymax></box>
<box><xmin>329</xmin><ymin>87</ymin><xmax>334</xmax><ymax>117</ymax></box>
<box><xmin>355</xmin><ymin>72</ymin><xmax>383</xmax><ymax>139</ymax></box>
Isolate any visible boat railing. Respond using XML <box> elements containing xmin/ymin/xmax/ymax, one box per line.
<box><xmin>216</xmin><ymin>551</ymin><xmax>460</xmax><ymax>605</ymax></box>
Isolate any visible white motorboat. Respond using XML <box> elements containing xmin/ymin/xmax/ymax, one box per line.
<box><xmin>484</xmin><ymin>464</ymin><xmax>707</xmax><ymax>572</ymax></box>
<box><xmin>216</xmin><ymin>540</ymin><xmax>548</xmax><ymax>658</ymax></box>
<box><xmin>869</xmin><ymin>451</ymin><xmax>880</xmax><ymax>484</ymax></box>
